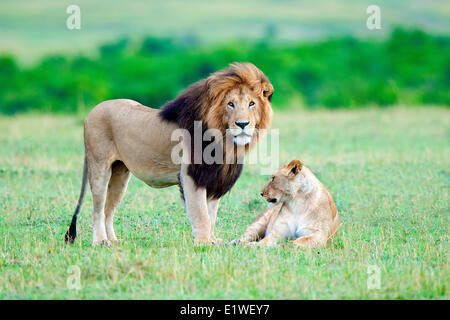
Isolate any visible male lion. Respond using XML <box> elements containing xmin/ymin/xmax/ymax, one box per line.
<box><xmin>64</xmin><ymin>62</ymin><xmax>273</xmax><ymax>246</ymax></box>
<box><xmin>231</xmin><ymin>160</ymin><xmax>339</xmax><ymax>248</ymax></box>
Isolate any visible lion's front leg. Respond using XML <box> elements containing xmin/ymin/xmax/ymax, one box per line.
<box><xmin>180</xmin><ymin>164</ymin><xmax>211</xmax><ymax>245</ymax></box>
<box><xmin>230</xmin><ymin>205</ymin><xmax>280</xmax><ymax>245</ymax></box>
<box><xmin>207</xmin><ymin>198</ymin><xmax>224</xmax><ymax>245</ymax></box>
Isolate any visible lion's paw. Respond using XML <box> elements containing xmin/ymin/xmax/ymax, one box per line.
<box><xmin>211</xmin><ymin>237</ymin><xmax>226</xmax><ymax>246</ymax></box>
<box><xmin>92</xmin><ymin>239</ymin><xmax>112</xmax><ymax>247</ymax></box>
<box><xmin>228</xmin><ymin>239</ymin><xmax>241</xmax><ymax>246</ymax></box>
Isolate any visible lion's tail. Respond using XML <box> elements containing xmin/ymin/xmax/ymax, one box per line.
<box><xmin>64</xmin><ymin>155</ymin><xmax>88</xmax><ymax>244</ymax></box>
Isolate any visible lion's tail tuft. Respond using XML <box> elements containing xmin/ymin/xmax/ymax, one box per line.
<box><xmin>65</xmin><ymin>155</ymin><xmax>88</xmax><ymax>244</ymax></box>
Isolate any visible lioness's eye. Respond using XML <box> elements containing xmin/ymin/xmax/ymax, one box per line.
<box><xmin>249</xmin><ymin>101</ymin><xmax>255</xmax><ymax>108</ymax></box>
<box><xmin>228</xmin><ymin>102</ymin><xmax>234</xmax><ymax>108</ymax></box>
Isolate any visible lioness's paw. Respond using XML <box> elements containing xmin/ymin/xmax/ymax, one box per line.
<box><xmin>228</xmin><ymin>239</ymin><xmax>241</xmax><ymax>246</ymax></box>
<box><xmin>246</xmin><ymin>240</ymin><xmax>278</xmax><ymax>248</ymax></box>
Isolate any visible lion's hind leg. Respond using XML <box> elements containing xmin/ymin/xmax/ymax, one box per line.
<box><xmin>292</xmin><ymin>230</ymin><xmax>327</xmax><ymax>248</ymax></box>
<box><xmin>88</xmin><ymin>158</ymin><xmax>113</xmax><ymax>246</ymax></box>
<box><xmin>104</xmin><ymin>161</ymin><xmax>131</xmax><ymax>243</ymax></box>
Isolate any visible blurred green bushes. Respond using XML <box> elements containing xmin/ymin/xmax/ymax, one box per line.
<box><xmin>0</xmin><ymin>28</ymin><xmax>448</xmax><ymax>114</ymax></box>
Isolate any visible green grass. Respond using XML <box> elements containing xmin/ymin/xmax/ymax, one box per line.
<box><xmin>0</xmin><ymin>107</ymin><xmax>448</xmax><ymax>299</ymax></box>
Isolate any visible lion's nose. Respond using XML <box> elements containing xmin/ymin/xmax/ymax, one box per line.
<box><xmin>235</xmin><ymin>121</ymin><xmax>250</xmax><ymax>129</ymax></box>
<box><xmin>260</xmin><ymin>192</ymin><xmax>264</xmax><ymax>197</ymax></box>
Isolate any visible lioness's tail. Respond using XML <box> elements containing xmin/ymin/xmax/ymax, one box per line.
<box><xmin>64</xmin><ymin>155</ymin><xmax>88</xmax><ymax>244</ymax></box>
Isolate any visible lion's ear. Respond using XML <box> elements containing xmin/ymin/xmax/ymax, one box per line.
<box><xmin>286</xmin><ymin>160</ymin><xmax>303</xmax><ymax>177</ymax></box>
<box><xmin>262</xmin><ymin>82</ymin><xmax>274</xmax><ymax>102</ymax></box>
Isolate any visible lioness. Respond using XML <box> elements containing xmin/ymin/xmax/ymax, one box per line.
<box><xmin>64</xmin><ymin>63</ymin><xmax>273</xmax><ymax>246</ymax></box>
<box><xmin>232</xmin><ymin>160</ymin><xmax>339</xmax><ymax>247</ymax></box>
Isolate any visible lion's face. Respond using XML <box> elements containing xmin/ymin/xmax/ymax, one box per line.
<box><xmin>202</xmin><ymin>63</ymin><xmax>273</xmax><ymax>149</ymax></box>
<box><xmin>260</xmin><ymin>160</ymin><xmax>303</xmax><ymax>207</ymax></box>
<box><xmin>222</xmin><ymin>86</ymin><xmax>265</xmax><ymax>146</ymax></box>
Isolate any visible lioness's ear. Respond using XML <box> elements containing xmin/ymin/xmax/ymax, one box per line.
<box><xmin>262</xmin><ymin>82</ymin><xmax>274</xmax><ymax>102</ymax></box>
<box><xmin>287</xmin><ymin>160</ymin><xmax>302</xmax><ymax>176</ymax></box>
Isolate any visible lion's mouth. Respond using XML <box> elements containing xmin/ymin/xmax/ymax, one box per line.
<box><xmin>266</xmin><ymin>201</ymin><xmax>279</xmax><ymax>208</ymax></box>
<box><xmin>235</xmin><ymin>132</ymin><xmax>252</xmax><ymax>137</ymax></box>
<box><xmin>233</xmin><ymin>133</ymin><xmax>252</xmax><ymax>146</ymax></box>
<box><xmin>265</xmin><ymin>196</ymin><xmax>280</xmax><ymax>208</ymax></box>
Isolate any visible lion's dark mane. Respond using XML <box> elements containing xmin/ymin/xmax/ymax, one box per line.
<box><xmin>159</xmin><ymin>79</ymin><xmax>243</xmax><ymax>199</ymax></box>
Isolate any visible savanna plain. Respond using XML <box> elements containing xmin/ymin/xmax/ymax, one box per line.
<box><xmin>0</xmin><ymin>107</ymin><xmax>448</xmax><ymax>299</ymax></box>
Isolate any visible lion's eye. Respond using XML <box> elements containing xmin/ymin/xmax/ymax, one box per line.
<box><xmin>227</xmin><ymin>102</ymin><xmax>235</xmax><ymax>108</ymax></box>
<box><xmin>249</xmin><ymin>101</ymin><xmax>255</xmax><ymax>108</ymax></box>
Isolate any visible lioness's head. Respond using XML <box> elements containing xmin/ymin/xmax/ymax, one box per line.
<box><xmin>203</xmin><ymin>63</ymin><xmax>274</xmax><ymax>147</ymax></box>
<box><xmin>260</xmin><ymin>160</ymin><xmax>303</xmax><ymax>206</ymax></box>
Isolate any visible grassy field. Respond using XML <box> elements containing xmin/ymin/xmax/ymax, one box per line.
<box><xmin>1</xmin><ymin>0</ymin><xmax>449</xmax><ymax>62</ymax></box>
<box><xmin>0</xmin><ymin>107</ymin><xmax>448</xmax><ymax>299</ymax></box>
